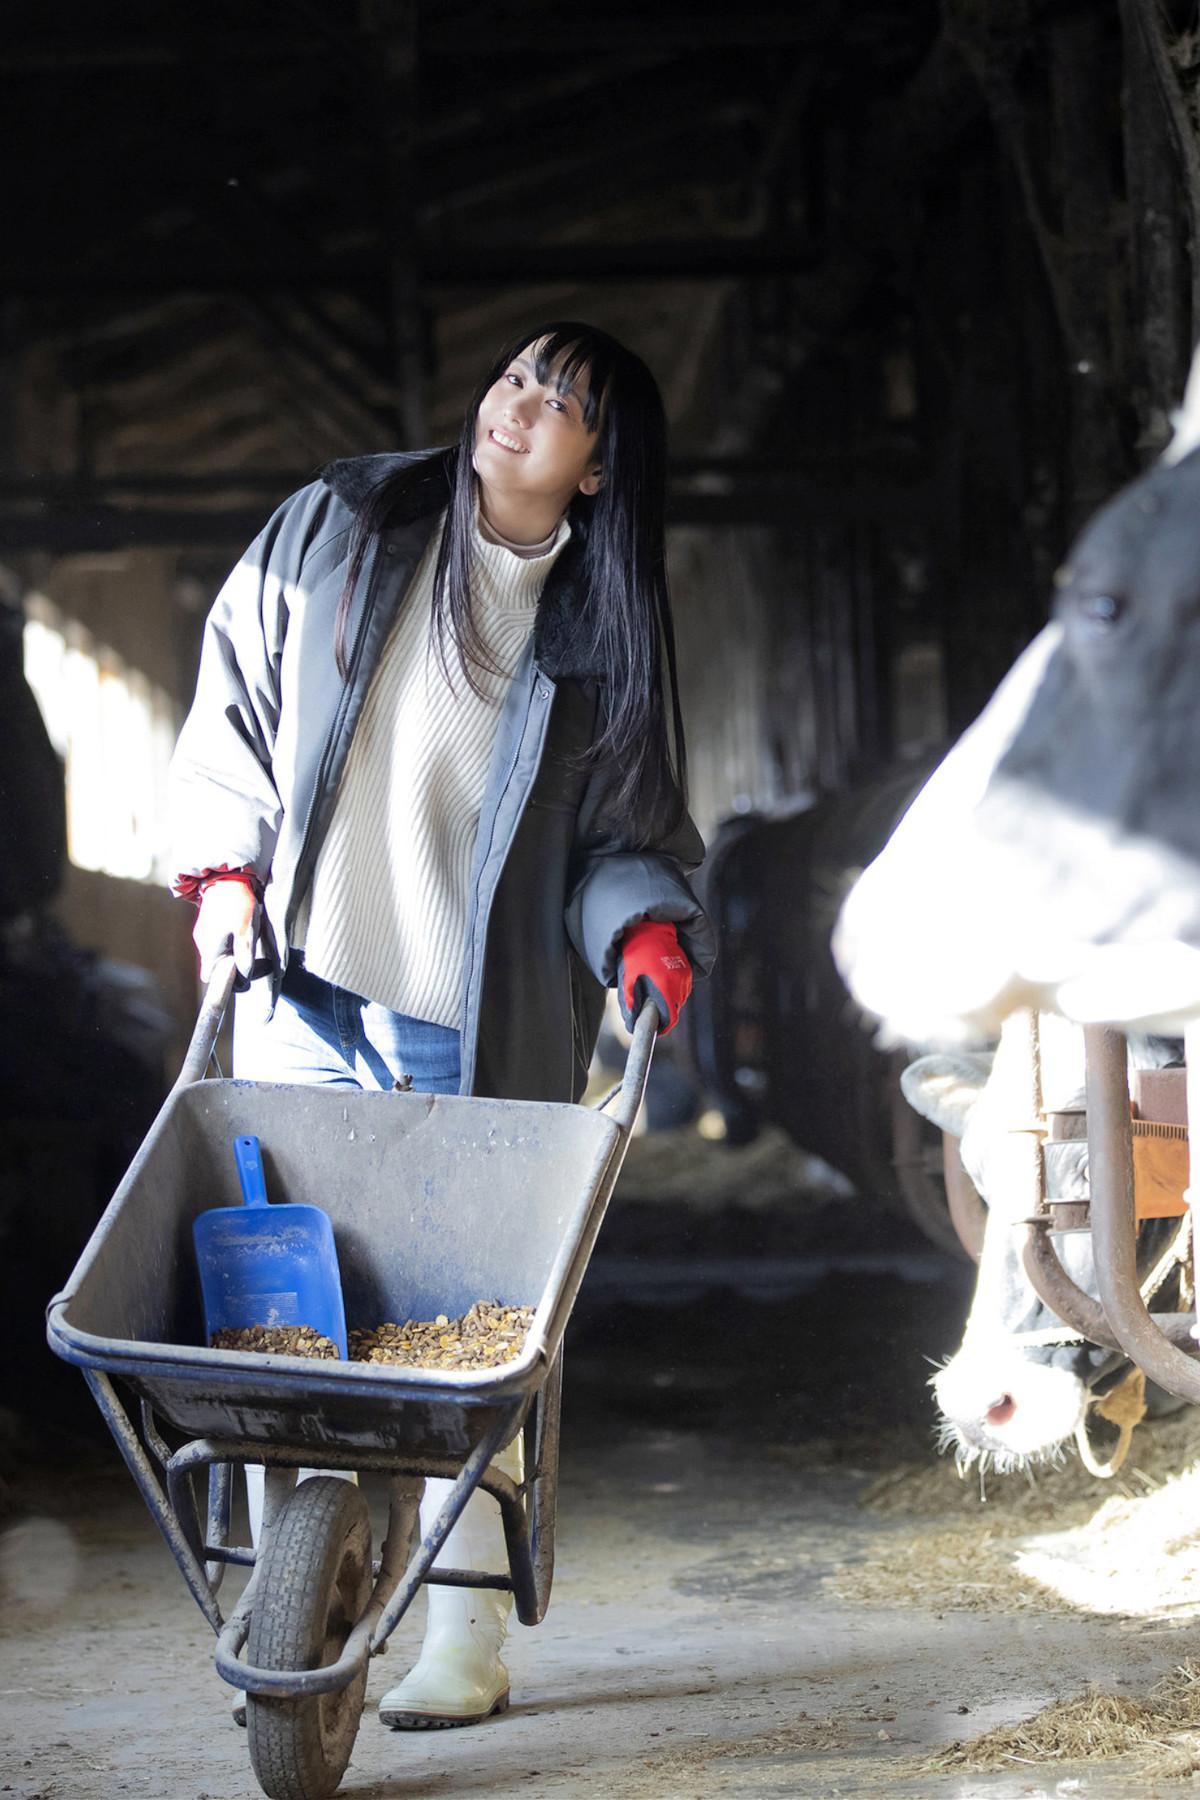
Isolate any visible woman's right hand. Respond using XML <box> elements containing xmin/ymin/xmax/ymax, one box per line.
<box><xmin>193</xmin><ymin>877</ymin><xmax>259</xmax><ymax>984</ymax></box>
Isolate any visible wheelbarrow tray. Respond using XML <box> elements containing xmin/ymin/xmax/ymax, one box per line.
<box><xmin>48</xmin><ymin>1076</ymin><xmax>622</xmax><ymax>1462</ymax></box>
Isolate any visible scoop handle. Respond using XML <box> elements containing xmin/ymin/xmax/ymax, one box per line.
<box><xmin>233</xmin><ymin>1135</ymin><xmax>270</xmax><ymax>1208</ymax></box>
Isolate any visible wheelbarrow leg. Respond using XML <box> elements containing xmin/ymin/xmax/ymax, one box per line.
<box><xmin>378</xmin><ymin>1473</ymin><xmax>424</xmax><ymax>1594</ymax></box>
<box><xmin>138</xmin><ymin>1397</ymin><xmax>215</xmax><ymax>1588</ymax></box>
<box><xmin>84</xmin><ymin>1370</ymin><xmax>223</xmax><ymax>1633</ymax></box>
<box><xmin>526</xmin><ymin>1346</ymin><xmax>563</xmax><ymax>1623</ymax></box>
<box><xmin>381</xmin><ymin>1436</ymin><xmax>527</xmax><ymax>1730</ymax></box>
<box><xmin>206</xmin><ymin>1462</ymin><xmax>232</xmax><ymax>1593</ymax></box>
<box><xmin>370</xmin><ymin>1408</ymin><xmax>523</xmax><ymax>1653</ymax></box>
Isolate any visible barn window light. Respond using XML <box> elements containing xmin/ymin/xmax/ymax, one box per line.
<box><xmin>21</xmin><ymin>593</ymin><xmax>178</xmax><ymax>884</ymax></box>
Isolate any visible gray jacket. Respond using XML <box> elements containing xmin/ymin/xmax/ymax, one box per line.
<box><xmin>168</xmin><ymin>449</ymin><xmax>715</xmax><ymax>1101</ymax></box>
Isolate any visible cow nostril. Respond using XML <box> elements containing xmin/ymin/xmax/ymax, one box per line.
<box><xmin>985</xmin><ymin>1394</ymin><xmax>1017</xmax><ymax>1426</ymax></box>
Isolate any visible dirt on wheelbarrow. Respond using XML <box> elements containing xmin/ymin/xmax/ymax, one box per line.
<box><xmin>5</xmin><ymin>1142</ymin><xmax>1198</xmax><ymax>1799</ymax></box>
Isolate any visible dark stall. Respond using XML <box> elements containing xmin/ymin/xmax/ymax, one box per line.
<box><xmin>4</xmin><ymin>6</ymin><xmax>1200</xmax><ymax>1797</ymax></box>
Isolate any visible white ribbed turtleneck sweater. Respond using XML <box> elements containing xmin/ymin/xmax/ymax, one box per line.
<box><xmin>295</xmin><ymin>506</ymin><xmax>570</xmax><ymax>1025</ymax></box>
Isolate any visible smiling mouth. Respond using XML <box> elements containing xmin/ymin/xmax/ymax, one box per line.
<box><xmin>489</xmin><ymin>428</ymin><xmax>529</xmax><ymax>454</ymax></box>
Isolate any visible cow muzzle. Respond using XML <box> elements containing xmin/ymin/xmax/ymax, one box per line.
<box><xmin>933</xmin><ymin>1349</ymin><xmax>1089</xmax><ymax>1468</ymax></box>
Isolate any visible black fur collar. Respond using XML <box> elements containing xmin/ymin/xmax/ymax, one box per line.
<box><xmin>322</xmin><ymin>448</ymin><xmax>451</xmax><ymax>521</ymax></box>
<box><xmin>321</xmin><ymin>448</ymin><xmax>601</xmax><ymax>681</ymax></box>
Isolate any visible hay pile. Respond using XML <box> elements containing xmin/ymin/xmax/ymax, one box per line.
<box><xmin>914</xmin><ymin>1661</ymin><xmax>1200</xmax><ymax>1779</ymax></box>
<box><xmin>829</xmin><ymin>1406</ymin><xmax>1200</xmax><ymax>1616</ymax></box>
<box><xmin>647</xmin><ymin>1714</ymin><xmax>848</xmax><ymax>1778</ymax></box>
<box><xmin>1018</xmin><ymin>1463</ymin><xmax>1200</xmax><ymax>1616</ymax></box>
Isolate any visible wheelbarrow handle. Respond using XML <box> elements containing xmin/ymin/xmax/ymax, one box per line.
<box><xmin>174</xmin><ymin>959</ymin><xmax>659</xmax><ymax>1117</ymax></box>
<box><xmin>606</xmin><ymin>1001</ymin><xmax>659</xmax><ymax>1136</ymax></box>
<box><xmin>174</xmin><ymin>953</ymin><xmax>238</xmax><ymax>1091</ymax></box>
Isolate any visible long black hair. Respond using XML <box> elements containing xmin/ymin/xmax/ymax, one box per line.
<box><xmin>334</xmin><ymin>320</ymin><xmax>688</xmax><ymax>833</ymax></box>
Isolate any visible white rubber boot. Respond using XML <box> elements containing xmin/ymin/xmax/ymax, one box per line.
<box><xmin>378</xmin><ymin>1436</ymin><xmax>523</xmax><ymax>1730</ymax></box>
<box><xmin>232</xmin><ymin>1464</ymin><xmax>357</xmax><ymax>1727</ymax></box>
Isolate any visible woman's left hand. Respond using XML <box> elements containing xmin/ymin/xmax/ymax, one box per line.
<box><xmin>617</xmin><ymin>920</ymin><xmax>693</xmax><ymax>1034</ymax></box>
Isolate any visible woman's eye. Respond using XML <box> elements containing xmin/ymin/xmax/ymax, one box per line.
<box><xmin>547</xmin><ymin>397</ymin><xmax>567</xmax><ymax>413</ymax></box>
<box><xmin>1078</xmin><ymin>592</ymin><xmax>1124</xmax><ymax>627</ymax></box>
<box><xmin>505</xmin><ymin>372</ymin><xmax>522</xmax><ymax>387</ymax></box>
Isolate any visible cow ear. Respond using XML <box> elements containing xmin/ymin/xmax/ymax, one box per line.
<box><xmin>900</xmin><ymin>1053</ymin><xmax>990</xmax><ymax>1138</ymax></box>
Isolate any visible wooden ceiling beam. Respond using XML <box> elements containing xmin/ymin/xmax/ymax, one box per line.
<box><xmin>0</xmin><ymin>7</ymin><xmax>845</xmax><ymax>76</ymax></box>
<box><xmin>0</xmin><ymin>448</ymin><xmax>925</xmax><ymax>501</ymax></box>
<box><xmin>7</xmin><ymin>235</ymin><xmax>819</xmax><ymax>297</ymax></box>
<box><xmin>424</xmin><ymin>7</ymin><xmax>845</xmax><ymax>53</ymax></box>
<box><xmin>420</xmin><ymin>109</ymin><xmax>759</xmax><ymax>222</ymax></box>
<box><xmin>0</xmin><ymin>507</ymin><xmax>283</xmax><ymax>553</ymax></box>
<box><xmin>0</xmin><ymin>34</ymin><xmax>327</xmax><ymax>73</ymax></box>
<box><xmin>0</xmin><ymin>444</ymin><xmax>930</xmax><ymax>537</ymax></box>
<box><xmin>230</xmin><ymin>294</ymin><xmax>398</xmax><ymax>444</ymax></box>
<box><xmin>0</xmin><ymin>475</ymin><xmax>934</xmax><ymax>552</ymax></box>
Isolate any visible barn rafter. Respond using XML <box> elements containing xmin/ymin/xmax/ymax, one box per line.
<box><xmin>2</xmin><ymin>0</ymin><xmax>945</xmax><ymax>543</ymax></box>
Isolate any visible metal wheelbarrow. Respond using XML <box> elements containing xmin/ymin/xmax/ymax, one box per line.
<box><xmin>47</xmin><ymin>956</ymin><xmax>657</xmax><ymax>1800</ymax></box>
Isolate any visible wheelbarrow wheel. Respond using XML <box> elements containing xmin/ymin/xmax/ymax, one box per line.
<box><xmin>246</xmin><ymin>1477</ymin><xmax>372</xmax><ymax>1800</ymax></box>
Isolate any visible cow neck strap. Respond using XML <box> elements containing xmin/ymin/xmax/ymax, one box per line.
<box><xmin>1071</xmin><ymin>1210</ymin><xmax>1194</xmax><ymax>1478</ymax></box>
<box><xmin>1075</xmin><ymin>1365</ymin><xmax>1147</xmax><ymax>1479</ymax></box>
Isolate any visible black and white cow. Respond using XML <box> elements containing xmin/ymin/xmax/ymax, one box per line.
<box><xmin>833</xmin><ymin>350</ymin><xmax>1200</xmax><ymax>1047</ymax></box>
<box><xmin>901</xmin><ymin>1014</ymin><xmax>1183</xmax><ymax>1470</ymax></box>
<box><xmin>830</xmin><ymin>357</ymin><xmax>1200</xmax><ymax>1459</ymax></box>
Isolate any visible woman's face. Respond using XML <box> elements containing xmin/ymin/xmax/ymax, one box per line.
<box><xmin>472</xmin><ymin>342</ymin><xmax>603</xmax><ymax>513</ymax></box>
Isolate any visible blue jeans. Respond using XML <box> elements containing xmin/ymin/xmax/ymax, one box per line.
<box><xmin>233</xmin><ymin>953</ymin><xmax>461</xmax><ymax>1094</ymax></box>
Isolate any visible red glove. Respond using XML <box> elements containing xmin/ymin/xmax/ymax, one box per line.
<box><xmin>617</xmin><ymin>920</ymin><xmax>692</xmax><ymax>1034</ymax></box>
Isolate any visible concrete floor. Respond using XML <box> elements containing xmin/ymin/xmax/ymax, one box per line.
<box><xmin>3</xmin><ymin>1189</ymin><xmax>1197</xmax><ymax>1799</ymax></box>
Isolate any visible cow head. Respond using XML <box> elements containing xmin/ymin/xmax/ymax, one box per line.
<box><xmin>833</xmin><ymin>351</ymin><xmax>1200</xmax><ymax>1045</ymax></box>
<box><xmin>904</xmin><ymin>1052</ymin><xmax>1107</xmax><ymax>1467</ymax></box>
<box><xmin>903</xmin><ymin>1019</ymin><xmax>1182</xmax><ymax>1471</ymax></box>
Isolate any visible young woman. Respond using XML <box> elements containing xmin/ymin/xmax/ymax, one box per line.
<box><xmin>168</xmin><ymin>321</ymin><xmax>715</xmax><ymax>1732</ymax></box>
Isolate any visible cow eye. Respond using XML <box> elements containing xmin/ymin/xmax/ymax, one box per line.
<box><xmin>1077</xmin><ymin>592</ymin><xmax>1124</xmax><ymax>628</ymax></box>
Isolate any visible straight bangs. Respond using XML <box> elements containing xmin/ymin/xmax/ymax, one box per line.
<box><xmin>527</xmin><ymin>327</ymin><xmax>613</xmax><ymax>433</ymax></box>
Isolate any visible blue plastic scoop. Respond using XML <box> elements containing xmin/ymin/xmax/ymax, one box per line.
<box><xmin>193</xmin><ymin>1135</ymin><xmax>348</xmax><ymax>1357</ymax></box>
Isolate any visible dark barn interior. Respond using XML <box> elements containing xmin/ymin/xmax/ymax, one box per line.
<box><xmin>4</xmin><ymin>5</ymin><xmax>1200</xmax><ymax>1797</ymax></box>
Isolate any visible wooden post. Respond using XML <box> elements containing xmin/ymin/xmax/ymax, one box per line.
<box><xmin>364</xmin><ymin>0</ymin><xmax>428</xmax><ymax>450</ymax></box>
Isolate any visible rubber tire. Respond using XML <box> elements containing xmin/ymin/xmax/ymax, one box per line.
<box><xmin>245</xmin><ymin>1478</ymin><xmax>372</xmax><ymax>1800</ymax></box>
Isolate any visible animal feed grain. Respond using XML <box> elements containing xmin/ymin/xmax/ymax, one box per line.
<box><xmin>350</xmin><ymin>1301</ymin><xmax>534</xmax><ymax>1370</ymax></box>
<box><xmin>211</xmin><ymin>1325</ymin><xmax>339</xmax><ymax>1358</ymax></box>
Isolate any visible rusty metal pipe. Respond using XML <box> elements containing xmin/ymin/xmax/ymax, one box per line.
<box><xmin>1018</xmin><ymin>1219</ymin><xmax>1195</xmax><ymax>1353</ymax></box>
<box><xmin>1019</xmin><ymin>1221</ymin><xmax>1121</xmax><ymax>1349</ymax></box>
<box><xmin>1086</xmin><ymin>1026</ymin><xmax>1200</xmax><ymax>1400</ymax></box>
